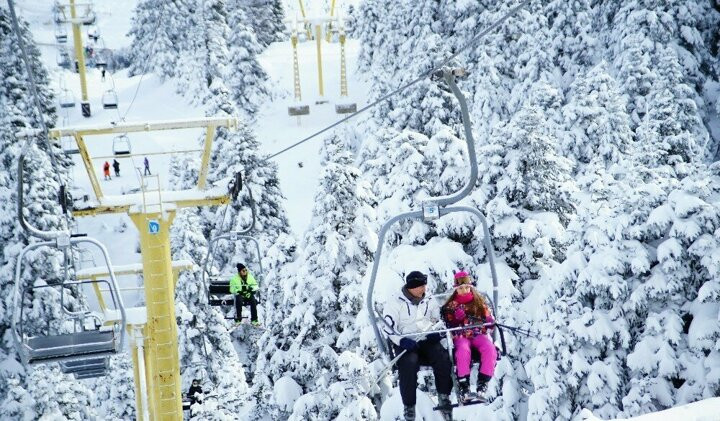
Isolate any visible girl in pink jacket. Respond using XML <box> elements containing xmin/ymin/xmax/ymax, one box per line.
<box><xmin>441</xmin><ymin>271</ymin><xmax>497</xmax><ymax>401</ymax></box>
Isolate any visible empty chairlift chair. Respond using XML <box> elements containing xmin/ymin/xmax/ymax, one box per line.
<box><xmin>59</xmin><ymin>89</ymin><xmax>76</xmax><ymax>109</ymax></box>
<box><xmin>102</xmin><ymin>89</ymin><xmax>118</xmax><ymax>109</ymax></box>
<box><xmin>57</xmin><ymin>50</ymin><xmax>71</xmax><ymax>69</ymax></box>
<box><xmin>12</xmin><ymin>238</ymin><xmax>126</xmax><ymax>367</ymax></box>
<box><xmin>61</xmin><ymin>136</ymin><xmax>80</xmax><ymax>155</ymax></box>
<box><xmin>55</xmin><ymin>25</ymin><xmax>68</xmax><ymax>43</ymax></box>
<box><xmin>112</xmin><ymin>134</ymin><xmax>131</xmax><ymax>156</ymax></box>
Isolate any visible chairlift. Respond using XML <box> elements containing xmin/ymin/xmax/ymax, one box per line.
<box><xmin>335</xmin><ymin>103</ymin><xmax>357</xmax><ymax>114</ymax></box>
<box><xmin>80</xmin><ymin>8</ymin><xmax>96</xmax><ymax>25</ymax></box>
<box><xmin>102</xmin><ymin>89</ymin><xmax>118</xmax><ymax>109</ymax></box>
<box><xmin>59</xmin><ymin>89</ymin><xmax>76</xmax><ymax>109</ymax></box>
<box><xmin>94</xmin><ymin>50</ymin><xmax>108</xmax><ymax>68</ymax></box>
<box><xmin>365</xmin><ymin>69</ymin><xmax>501</xmax><ymax>409</ymax></box>
<box><xmin>202</xmin><ymin>232</ymin><xmax>264</xmax><ymax>310</ymax></box>
<box><xmin>201</xmin><ymin>184</ymin><xmax>262</xmax><ymax>311</ymax></box>
<box><xmin>112</xmin><ymin>134</ymin><xmax>131</xmax><ymax>156</ymax></box>
<box><xmin>61</xmin><ymin>136</ymin><xmax>79</xmax><ymax>155</ymax></box>
<box><xmin>288</xmin><ymin>103</ymin><xmax>310</xmax><ymax>116</ymax></box>
<box><xmin>56</xmin><ymin>50</ymin><xmax>71</xmax><ymax>69</ymax></box>
<box><xmin>55</xmin><ymin>25</ymin><xmax>68</xmax><ymax>43</ymax></box>
<box><xmin>11</xmin><ymin>238</ymin><xmax>126</xmax><ymax>366</ymax></box>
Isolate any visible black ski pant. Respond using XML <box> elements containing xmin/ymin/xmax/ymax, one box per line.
<box><xmin>234</xmin><ymin>294</ymin><xmax>258</xmax><ymax>323</ymax></box>
<box><xmin>395</xmin><ymin>340</ymin><xmax>453</xmax><ymax>406</ymax></box>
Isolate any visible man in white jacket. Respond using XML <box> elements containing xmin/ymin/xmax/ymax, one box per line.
<box><xmin>383</xmin><ymin>271</ymin><xmax>453</xmax><ymax>421</ymax></box>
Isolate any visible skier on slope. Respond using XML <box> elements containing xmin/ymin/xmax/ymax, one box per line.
<box><xmin>382</xmin><ymin>271</ymin><xmax>453</xmax><ymax>421</ymax></box>
<box><xmin>229</xmin><ymin>263</ymin><xmax>259</xmax><ymax>326</ymax></box>
<box><xmin>441</xmin><ymin>271</ymin><xmax>497</xmax><ymax>402</ymax></box>
<box><xmin>103</xmin><ymin>161</ymin><xmax>111</xmax><ymax>180</ymax></box>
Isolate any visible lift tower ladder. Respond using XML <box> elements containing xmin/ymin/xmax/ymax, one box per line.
<box><xmin>49</xmin><ymin>117</ymin><xmax>238</xmax><ymax>421</ymax></box>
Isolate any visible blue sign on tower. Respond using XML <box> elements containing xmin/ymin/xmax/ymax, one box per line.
<box><xmin>148</xmin><ymin>220</ymin><xmax>160</xmax><ymax>235</ymax></box>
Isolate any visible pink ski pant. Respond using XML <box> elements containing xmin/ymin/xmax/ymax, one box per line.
<box><xmin>453</xmin><ymin>334</ymin><xmax>497</xmax><ymax>378</ymax></box>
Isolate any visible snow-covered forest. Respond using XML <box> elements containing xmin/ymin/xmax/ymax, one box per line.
<box><xmin>1</xmin><ymin>0</ymin><xmax>719</xmax><ymax>420</ymax></box>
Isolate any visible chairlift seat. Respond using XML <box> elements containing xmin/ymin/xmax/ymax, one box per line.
<box><xmin>25</xmin><ymin>330</ymin><xmax>117</xmax><ymax>365</ymax></box>
<box><xmin>56</xmin><ymin>33</ymin><xmax>68</xmax><ymax>43</ymax></box>
<box><xmin>60</xmin><ymin>356</ymin><xmax>108</xmax><ymax>374</ymax></box>
<box><xmin>103</xmin><ymin>90</ymin><xmax>119</xmax><ymax>110</ymax></box>
<box><xmin>335</xmin><ymin>103</ymin><xmax>357</xmax><ymax>114</ymax></box>
<box><xmin>288</xmin><ymin>105</ymin><xmax>310</xmax><ymax>116</ymax></box>
<box><xmin>209</xmin><ymin>282</ymin><xmax>231</xmax><ymax>295</ymax></box>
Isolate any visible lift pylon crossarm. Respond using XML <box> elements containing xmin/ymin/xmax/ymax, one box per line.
<box><xmin>48</xmin><ymin>117</ymin><xmax>238</xmax><ymax>138</ymax></box>
<box><xmin>365</xmin><ymin>70</ymin><xmax>499</xmax><ymax>358</ymax></box>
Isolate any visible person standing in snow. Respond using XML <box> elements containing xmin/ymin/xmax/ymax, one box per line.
<box><xmin>441</xmin><ymin>271</ymin><xmax>497</xmax><ymax>401</ymax></box>
<box><xmin>112</xmin><ymin>159</ymin><xmax>120</xmax><ymax>177</ymax></box>
<box><xmin>143</xmin><ymin>156</ymin><xmax>151</xmax><ymax>175</ymax></box>
<box><xmin>103</xmin><ymin>161</ymin><xmax>111</xmax><ymax>180</ymax></box>
<box><xmin>382</xmin><ymin>271</ymin><xmax>453</xmax><ymax>421</ymax></box>
<box><xmin>230</xmin><ymin>263</ymin><xmax>259</xmax><ymax>326</ymax></box>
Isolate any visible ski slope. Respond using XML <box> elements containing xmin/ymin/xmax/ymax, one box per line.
<box><xmin>21</xmin><ymin>0</ymin><xmax>368</xmax><ymax>307</ymax></box>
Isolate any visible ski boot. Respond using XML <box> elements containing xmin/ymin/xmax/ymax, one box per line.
<box><xmin>437</xmin><ymin>394</ymin><xmax>453</xmax><ymax>421</ymax></box>
<box><xmin>403</xmin><ymin>405</ymin><xmax>415</xmax><ymax>421</ymax></box>
<box><xmin>476</xmin><ymin>373</ymin><xmax>491</xmax><ymax>399</ymax></box>
<box><xmin>457</xmin><ymin>376</ymin><xmax>473</xmax><ymax>403</ymax></box>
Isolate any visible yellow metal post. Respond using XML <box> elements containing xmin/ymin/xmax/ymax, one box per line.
<box><xmin>130</xmin><ymin>211</ymin><xmax>182</xmax><ymax>421</ymax></box>
<box><xmin>315</xmin><ymin>24</ymin><xmax>324</xmax><ymax>98</ymax></box>
<box><xmin>291</xmin><ymin>35</ymin><xmax>302</xmax><ymax>103</ymax></box>
<box><xmin>325</xmin><ymin>0</ymin><xmax>337</xmax><ymax>42</ymax></box>
<box><xmin>75</xmin><ymin>134</ymin><xmax>103</xmax><ymax>199</ymax></box>
<box><xmin>129</xmin><ymin>332</ymin><xmax>148</xmax><ymax>421</ymax></box>
<box><xmin>340</xmin><ymin>33</ymin><xmax>348</xmax><ymax>97</ymax></box>
<box><xmin>68</xmin><ymin>0</ymin><xmax>91</xmax><ymax>117</ymax></box>
<box><xmin>196</xmin><ymin>126</ymin><xmax>217</xmax><ymax>190</ymax></box>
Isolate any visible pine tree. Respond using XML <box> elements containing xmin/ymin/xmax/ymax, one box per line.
<box><xmin>234</xmin><ymin>0</ymin><xmax>285</xmax><ymax>49</ymax></box>
<box><xmin>94</xmin><ymin>354</ymin><xmax>136</xmax><ymax>420</ymax></box>
<box><xmin>127</xmin><ymin>0</ymin><xmax>189</xmax><ymax>78</ymax></box>
<box><xmin>256</xmin><ymin>133</ymin><xmax>376</xmax><ymax>419</ymax></box>
<box><xmin>226</xmin><ymin>1</ymin><xmax>269</xmax><ymax>117</ymax></box>
<box><xmin>0</xmin><ymin>377</ymin><xmax>36</xmax><ymax>421</ymax></box>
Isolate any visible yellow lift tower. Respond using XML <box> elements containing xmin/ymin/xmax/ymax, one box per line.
<box><xmin>49</xmin><ymin>117</ymin><xmax>239</xmax><ymax>420</ymax></box>
<box><xmin>55</xmin><ymin>0</ymin><xmax>94</xmax><ymax>117</ymax></box>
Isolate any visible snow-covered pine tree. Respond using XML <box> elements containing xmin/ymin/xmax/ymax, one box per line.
<box><xmin>127</xmin><ymin>0</ymin><xmax>189</xmax><ymax>78</ymax></box>
<box><xmin>562</xmin><ymin>63</ymin><xmax>634</xmax><ymax>168</ymax></box>
<box><xmin>0</xmin><ymin>377</ymin><xmax>36</xmax><ymax>421</ymax></box>
<box><xmin>225</xmin><ymin>0</ymin><xmax>269</xmax><ymax>117</ymax></box>
<box><xmin>256</xmin><ymin>133</ymin><xmax>377</xmax><ymax>419</ymax></box>
<box><xmin>234</xmin><ymin>0</ymin><xmax>285</xmax><ymax>49</ymax></box>
<box><xmin>93</xmin><ymin>354</ymin><xmax>136</xmax><ymax>420</ymax></box>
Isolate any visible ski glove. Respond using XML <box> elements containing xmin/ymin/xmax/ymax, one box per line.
<box><xmin>454</xmin><ymin>308</ymin><xmax>466</xmax><ymax>321</ymax></box>
<box><xmin>425</xmin><ymin>332</ymin><xmax>443</xmax><ymax>343</ymax></box>
<box><xmin>399</xmin><ymin>337</ymin><xmax>418</xmax><ymax>351</ymax></box>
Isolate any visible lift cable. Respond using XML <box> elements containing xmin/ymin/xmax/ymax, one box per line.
<box><xmin>260</xmin><ymin>0</ymin><xmax>531</xmax><ymax>163</ymax></box>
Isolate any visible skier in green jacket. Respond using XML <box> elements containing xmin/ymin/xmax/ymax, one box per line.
<box><xmin>230</xmin><ymin>263</ymin><xmax>259</xmax><ymax>326</ymax></box>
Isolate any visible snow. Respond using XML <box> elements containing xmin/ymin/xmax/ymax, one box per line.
<box><xmin>580</xmin><ymin>397</ymin><xmax>720</xmax><ymax>421</ymax></box>
<box><xmin>274</xmin><ymin>375</ymin><xmax>303</xmax><ymax>412</ymax></box>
